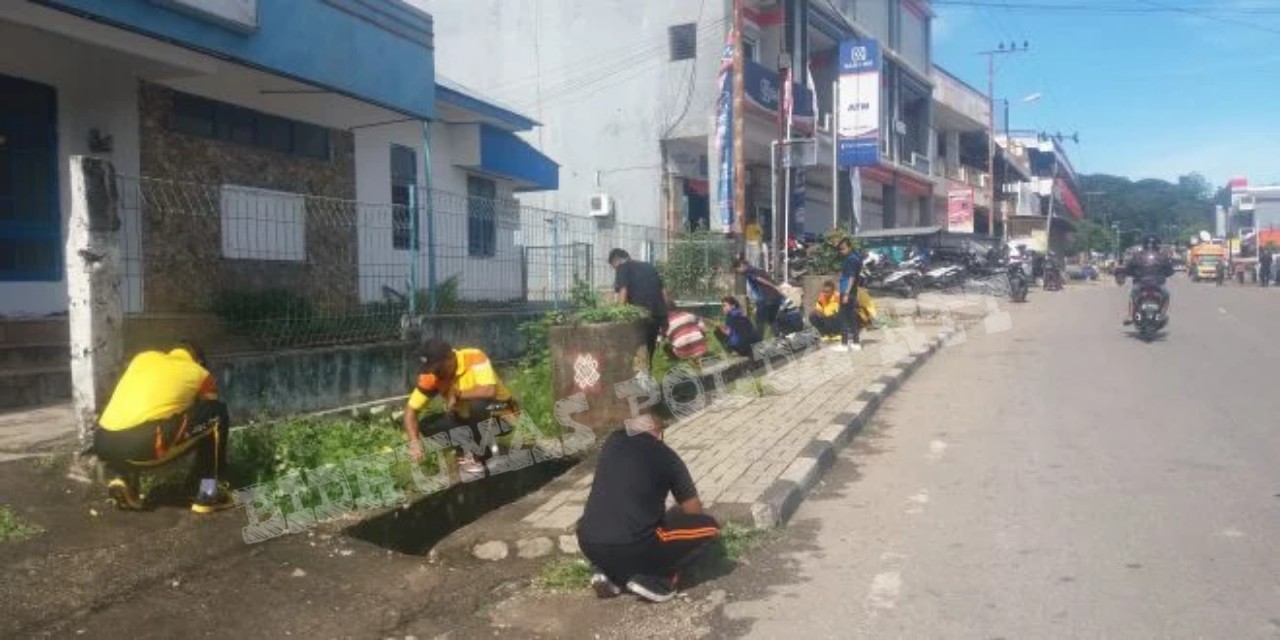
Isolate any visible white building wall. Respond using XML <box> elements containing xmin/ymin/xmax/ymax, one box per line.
<box><xmin>425</xmin><ymin>0</ymin><xmax>725</xmax><ymax>230</ymax></box>
<box><xmin>354</xmin><ymin>118</ymin><xmax>524</xmax><ymax>304</ymax></box>
<box><xmin>0</xmin><ymin>18</ymin><xmax>142</xmax><ymax>316</ymax></box>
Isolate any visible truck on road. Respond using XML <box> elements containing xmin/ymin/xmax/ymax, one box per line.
<box><xmin>1188</xmin><ymin>243</ymin><xmax>1227</xmax><ymax>282</ymax></box>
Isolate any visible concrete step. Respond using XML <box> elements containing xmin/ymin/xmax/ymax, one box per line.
<box><xmin>0</xmin><ymin>343</ymin><xmax>70</xmax><ymax>371</ymax></box>
<box><xmin>0</xmin><ymin>318</ymin><xmax>70</xmax><ymax>345</ymax></box>
<box><xmin>0</xmin><ymin>366</ymin><xmax>72</xmax><ymax>411</ymax></box>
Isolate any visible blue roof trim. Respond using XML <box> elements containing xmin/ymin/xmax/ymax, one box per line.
<box><xmin>38</xmin><ymin>0</ymin><xmax>434</xmax><ymax>119</ymax></box>
<box><xmin>436</xmin><ymin>83</ymin><xmax>539</xmax><ymax>132</ymax></box>
<box><xmin>478</xmin><ymin>124</ymin><xmax>558</xmax><ymax>192</ymax></box>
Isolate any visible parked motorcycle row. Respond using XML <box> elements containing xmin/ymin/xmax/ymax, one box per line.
<box><xmin>859</xmin><ymin>245</ymin><xmax>1064</xmax><ymax>303</ymax></box>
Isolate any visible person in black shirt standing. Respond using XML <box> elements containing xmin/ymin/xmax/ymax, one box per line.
<box><xmin>833</xmin><ymin>238</ymin><xmax>864</xmax><ymax>352</ymax></box>
<box><xmin>576</xmin><ymin>415</ymin><xmax>720</xmax><ymax>603</ymax></box>
<box><xmin>610</xmin><ymin>248</ymin><xmax>669</xmax><ymax>367</ymax></box>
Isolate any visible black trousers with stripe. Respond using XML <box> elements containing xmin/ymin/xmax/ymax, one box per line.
<box><xmin>579</xmin><ymin>509</ymin><xmax>721</xmax><ymax>586</ymax></box>
<box><xmin>93</xmin><ymin>399</ymin><xmax>230</xmax><ymax>482</ymax></box>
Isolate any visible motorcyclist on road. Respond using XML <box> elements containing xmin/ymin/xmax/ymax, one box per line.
<box><xmin>1121</xmin><ymin>234</ymin><xmax>1175</xmax><ymax>326</ymax></box>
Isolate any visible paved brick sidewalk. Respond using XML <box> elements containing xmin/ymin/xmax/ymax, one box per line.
<box><xmin>519</xmin><ymin>326</ymin><xmax>936</xmax><ymax>533</ymax></box>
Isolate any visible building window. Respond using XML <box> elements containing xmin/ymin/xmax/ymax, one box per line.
<box><xmin>669</xmin><ymin>23</ymin><xmax>697</xmax><ymax>61</ymax></box>
<box><xmin>743</xmin><ymin>36</ymin><xmax>758</xmax><ymax>63</ymax></box>
<box><xmin>391</xmin><ymin>145</ymin><xmax>417</xmax><ymax>251</ymax></box>
<box><xmin>219</xmin><ymin>185</ymin><xmax>307</xmax><ymax>262</ymax></box>
<box><xmin>467</xmin><ymin>176</ymin><xmax>497</xmax><ymax>258</ymax></box>
<box><xmin>168</xmin><ymin>91</ymin><xmax>330</xmax><ymax>160</ymax></box>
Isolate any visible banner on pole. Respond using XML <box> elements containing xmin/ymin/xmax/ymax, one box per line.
<box><xmin>837</xmin><ymin>39</ymin><xmax>882</xmax><ymax>168</ymax></box>
<box><xmin>947</xmin><ymin>184</ymin><xmax>975</xmax><ymax>234</ymax></box>
<box><xmin>715</xmin><ymin>30</ymin><xmax>735</xmax><ymax>231</ymax></box>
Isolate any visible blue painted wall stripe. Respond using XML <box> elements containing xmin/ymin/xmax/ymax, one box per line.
<box><xmin>38</xmin><ymin>0</ymin><xmax>435</xmax><ymax>120</ymax></box>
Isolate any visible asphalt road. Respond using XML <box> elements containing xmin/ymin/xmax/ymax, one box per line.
<box><xmin>722</xmin><ymin>278</ymin><xmax>1280</xmax><ymax>639</ymax></box>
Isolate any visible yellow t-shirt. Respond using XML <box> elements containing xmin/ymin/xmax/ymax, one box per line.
<box><xmin>814</xmin><ymin>292</ymin><xmax>840</xmax><ymax>317</ymax></box>
<box><xmin>99</xmin><ymin>349</ymin><xmax>217</xmax><ymax>431</ymax></box>
<box><xmin>407</xmin><ymin>348</ymin><xmax>511</xmax><ymax>413</ymax></box>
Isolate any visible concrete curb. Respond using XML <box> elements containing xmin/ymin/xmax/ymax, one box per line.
<box><xmin>749</xmin><ymin>328</ymin><xmax>951</xmax><ymax>529</ymax></box>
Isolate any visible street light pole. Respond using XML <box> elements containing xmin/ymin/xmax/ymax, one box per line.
<box><xmin>981</xmin><ymin>41</ymin><xmax>1029</xmax><ymax>239</ymax></box>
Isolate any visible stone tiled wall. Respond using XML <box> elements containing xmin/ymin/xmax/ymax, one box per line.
<box><xmin>137</xmin><ymin>81</ymin><xmax>358</xmax><ymax>313</ymax></box>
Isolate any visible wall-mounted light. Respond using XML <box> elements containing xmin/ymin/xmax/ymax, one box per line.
<box><xmin>89</xmin><ymin>128</ymin><xmax>114</xmax><ymax>154</ymax></box>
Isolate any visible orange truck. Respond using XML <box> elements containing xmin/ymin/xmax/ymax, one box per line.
<box><xmin>1187</xmin><ymin>243</ymin><xmax>1227</xmax><ymax>281</ymax></box>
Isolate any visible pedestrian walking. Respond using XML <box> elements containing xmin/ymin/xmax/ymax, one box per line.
<box><xmin>609</xmin><ymin>248</ymin><xmax>668</xmax><ymax>368</ymax></box>
<box><xmin>1260</xmin><ymin>250</ymin><xmax>1273</xmax><ymax>287</ymax></box>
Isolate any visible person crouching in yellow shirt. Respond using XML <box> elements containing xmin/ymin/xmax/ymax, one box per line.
<box><xmin>809</xmin><ymin>281</ymin><xmax>842</xmax><ymax>341</ymax></box>
<box><xmin>94</xmin><ymin>342</ymin><xmax>232</xmax><ymax>513</ymax></box>
<box><xmin>402</xmin><ymin>339</ymin><xmax>519</xmax><ymax>476</ymax></box>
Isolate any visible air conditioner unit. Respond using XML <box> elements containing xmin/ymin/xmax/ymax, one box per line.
<box><xmin>588</xmin><ymin>193</ymin><xmax>615</xmax><ymax>218</ymax></box>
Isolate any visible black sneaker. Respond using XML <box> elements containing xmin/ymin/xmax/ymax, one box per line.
<box><xmin>626</xmin><ymin>574</ymin><xmax>677</xmax><ymax>603</ymax></box>
<box><xmin>590</xmin><ymin>572</ymin><xmax>622</xmax><ymax>599</ymax></box>
<box><xmin>191</xmin><ymin>485</ymin><xmax>235</xmax><ymax>514</ymax></box>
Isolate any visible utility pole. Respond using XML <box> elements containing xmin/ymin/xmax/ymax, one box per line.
<box><xmin>981</xmin><ymin>42</ymin><xmax>1029</xmax><ymax>239</ymax></box>
<box><xmin>732</xmin><ymin>0</ymin><xmax>747</xmax><ymax>243</ymax></box>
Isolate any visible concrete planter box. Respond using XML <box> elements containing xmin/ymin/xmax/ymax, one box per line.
<box><xmin>549</xmin><ymin>320</ymin><xmax>647</xmax><ymax>434</ymax></box>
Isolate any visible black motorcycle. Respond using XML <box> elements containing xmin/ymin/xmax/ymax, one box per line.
<box><xmin>1007</xmin><ymin>260</ymin><xmax>1029</xmax><ymax>303</ymax></box>
<box><xmin>1133</xmin><ymin>283</ymin><xmax>1167</xmax><ymax>340</ymax></box>
<box><xmin>1043</xmin><ymin>264</ymin><xmax>1064</xmax><ymax>291</ymax></box>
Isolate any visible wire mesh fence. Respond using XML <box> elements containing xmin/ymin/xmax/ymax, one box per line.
<box><xmin>114</xmin><ymin>175</ymin><xmax>737</xmax><ymax>350</ymax></box>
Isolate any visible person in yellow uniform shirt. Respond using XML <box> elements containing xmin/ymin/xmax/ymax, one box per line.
<box><xmin>94</xmin><ymin>342</ymin><xmax>232</xmax><ymax>513</ymax></box>
<box><xmin>744</xmin><ymin>220</ymin><xmax>765</xmax><ymax>268</ymax></box>
<box><xmin>809</xmin><ymin>280</ymin><xmax>842</xmax><ymax>340</ymax></box>
<box><xmin>402</xmin><ymin>339</ymin><xmax>518</xmax><ymax>476</ymax></box>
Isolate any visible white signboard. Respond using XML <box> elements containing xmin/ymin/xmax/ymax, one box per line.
<box><xmin>153</xmin><ymin>0</ymin><xmax>258</xmax><ymax>32</ymax></box>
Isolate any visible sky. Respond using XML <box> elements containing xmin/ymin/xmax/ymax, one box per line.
<box><xmin>930</xmin><ymin>0</ymin><xmax>1280</xmax><ymax>188</ymax></box>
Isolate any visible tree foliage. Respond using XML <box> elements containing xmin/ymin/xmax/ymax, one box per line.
<box><xmin>1076</xmin><ymin>172</ymin><xmax>1216</xmax><ymax>249</ymax></box>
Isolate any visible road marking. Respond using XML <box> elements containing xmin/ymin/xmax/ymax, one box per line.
<box><xmin>905</xmin><ymin>490</ymin><xmax>929</xmax><ymax>515</ymax></box>
<box><xmin>927</xmin><ymin>439</ymin><xmax>947</xmax><ymax>461</ymax></box>
<box><xmin>1219</xmin><ymin>307</ymin><xmax>1227</xmax><ymax>314</ymax></box>
<box><xmin>1219</xmin><ymin>528</ymin><xmax>1245</xmax><ymax>538</ymax></box>
<box><xmin>866</xmin><ymin>571</ymin><xmax>902</xmax><ymax>610</ymax></box>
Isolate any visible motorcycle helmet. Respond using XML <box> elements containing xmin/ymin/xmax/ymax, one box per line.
<box><xmin>1143</xmin><ymin>234</ymin><xmax>1159</xmax><ymax>251</ymax></box>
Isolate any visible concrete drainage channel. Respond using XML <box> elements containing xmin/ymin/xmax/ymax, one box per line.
<box><xmin>338</xmin><ymin>317</ymin><xmax>974</xmax><ymax>564</ymax></box>
<box><xmin>440</xmin><ymin>322</ymin><xmax>972</xmax><ymax>564</ymax></box>
<box><xmin>340</xmin><ymin>347</ymin><xmax>787</xmax><ymax>559</ymax></box>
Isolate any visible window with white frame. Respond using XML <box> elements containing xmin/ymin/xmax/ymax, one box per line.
<box><xmin>390</xmin><ymin>145</ymin><xmax>417</xmax><ymax>250</ymax></box>
<box><xmin>467</xmin><ymin>176</ymin><xmax>497</xmax><ymax>258</ymax></box>
<box><xmin>219</xmin><ymin>185</ymin><xmax>306</xmax><ymax>261</ymax></box>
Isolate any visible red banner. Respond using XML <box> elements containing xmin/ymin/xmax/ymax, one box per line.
<box><xmin>948</xmin><ymin>184</ymin><xmax>975</xmax><ymax>234</ymax></box>
<box><xmin>1056</xmin><ymin>178</ymin><xmax>1084</xmax><ymax>219</ymax></box>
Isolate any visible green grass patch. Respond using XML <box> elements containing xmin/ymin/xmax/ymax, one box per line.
<box><xmin>719</xmin><ymin>523</ymin><xmax>776</xmax><ymax>562</ymax></box>
<box><xmin>534</xmin><ymin>557</ymin><xmax>593</xmax><ymax>591</ymax></box>
<box><xmin>0</xmin><ymin>505</ymin><xmax>42</xmax><ymax>543</ymax></box>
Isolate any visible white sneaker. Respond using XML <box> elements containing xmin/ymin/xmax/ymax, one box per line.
<box><xmin>850</xmin><ymin>343</ymin><xmax>863</xmax><ymax>351</ymax></box>
<box><xmin>458</xmin><ymin>455</ymin><xmax>486</xmax><ymax>475</ymax></box>
<box><xmin>829</xmin><ymin>344</ymin><xmax>850</xmax><ymax>353</ymax></box>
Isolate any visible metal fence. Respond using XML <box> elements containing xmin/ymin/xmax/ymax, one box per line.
<box><xmin>114</xmin><ymin>175</ymin><xmax>736</xmax><ymax>350</ymax></box>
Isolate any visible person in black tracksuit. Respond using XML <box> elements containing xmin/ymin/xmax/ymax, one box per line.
<box><xmin>576</xmin><ymin>416</ymin><xmax>720</xmax><ymax>603</ymax></box>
